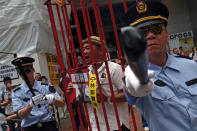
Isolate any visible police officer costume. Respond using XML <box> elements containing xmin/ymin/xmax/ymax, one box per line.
<box><xmin>11</xmin><ymin>57</ymin><xmax>61</xmax><ymax>131</ymax></box>
<box><xmin>122</xmin><ymin>1</ymin><xmax>197</xmax><ymax>131</ymax></box>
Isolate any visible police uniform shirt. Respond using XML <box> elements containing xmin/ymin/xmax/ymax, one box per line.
<box><xmin>123</xmin><ymin>54</ymin><xmax>197</xmax><ymax>131</ymax></box>
<box><xmin>12</xmin><ymin>80</ymin><xmax>61</xmax><ymax>127</ymax></box>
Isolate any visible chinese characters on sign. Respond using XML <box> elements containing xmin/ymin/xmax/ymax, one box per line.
<box><xmin>46</xmin><ymin>53</ymin><xmax>60</xmax><ymax>85</ymax></box>
<box><xmin>0</xmin><ymin>65</ymin><xmax>18</xmax><ymax>82</ymax></box>
<box><xmin>89</xmin><ymin>74</ymin><xmax>99</xmax><ymax>108</ymax></box>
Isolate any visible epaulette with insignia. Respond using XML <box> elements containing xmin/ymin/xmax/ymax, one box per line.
<box><xmin>12</xmin><ymin>84</ymin><xmax>21</xmax><ymax>90</ymax></box>
<box><xmin>13</xmin><ymin>87</ymin><xmax>21</xmax><ymax>93</ymax></box>
<box><xmin>175</xmin><ymin>55</ymin><xmax>192</xmax><ymax>60</ymax></box>
<box><xmin>49</xmin><ymin>86</ymin><xmax>56</xmax><ymax>93</ymax></box>
<box><xmin>41</xmin><ymin>82</ymin><xmax>49</xmax><ymax>86</ymax></box>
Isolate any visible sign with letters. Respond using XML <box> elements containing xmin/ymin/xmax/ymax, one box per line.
<box><xmin>169</xmin><ymin>31</ymin><xmax>194</xmax><ymax>54</ymax></box>
<box><xmin>0</xmin><ymin>64</ymin><xmax>19</xmax><ymax>82</ymax></box>
<box><xmin>70</xmin><ymin>69</ymin><xmax>90</xmax><ymax>103</ymax></box>
<box><xmin>169</xmin><ymin>31</ymin><xmax>193</xmax><ymax>40</ymax></box>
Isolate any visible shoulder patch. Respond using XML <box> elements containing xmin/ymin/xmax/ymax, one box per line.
<box><xmin>185</xmin><ymin>78</ymin><xmax>197</xmax><ymax>86</ymax></box>
<box><xmin>12</xmin><ymin>84</ymin><xmax>21</xmax><ymax>90</ymax></box>
<box><xmin>13</xmin><ymin>87</ymin><xmax>21</xmax><ymax>93</ymax></box>
<box><xmin>154</xmin><ymin>79</ymin><xmax>166</xmax><ymax>87</ymax></box>
<box><xmin>49</xmin><ymin>86</ymin><xmax>56</xmax><ymax>93</ymax></box>
<box><xmin>41</xmin><ymin>82</ymin><xmax>49</xmax><ymax>86</ymax></box>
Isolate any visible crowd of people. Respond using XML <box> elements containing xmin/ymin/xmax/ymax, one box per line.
<box><xmin>0</xmin><ymin>1</ymin><xmax>197</xmax><ymax>131</ymax></box>
<box><xmin>172</xmin><ymin>45</ymin><xmax>197</xmax><ymax>62</ymax></box>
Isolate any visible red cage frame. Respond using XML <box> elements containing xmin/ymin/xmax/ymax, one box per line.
<box><xmin>45</xmin><ymin>0</ymin><xmax>138</xmax><ymax>131</ymax></box>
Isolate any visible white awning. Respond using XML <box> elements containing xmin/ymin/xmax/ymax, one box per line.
<box><xmin>0</xmin><ymin>0</ymin><xmax>71</xmax><ymax>65</ymax></box>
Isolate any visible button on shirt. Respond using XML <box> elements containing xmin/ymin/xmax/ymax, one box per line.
<box><xmin>124</xmin><ymin>54</ymin><xmax>197</xmax><ymax>131</ymax></box>
<box><xmin>85</xmin><ymin>61</ymin><xmax>130</xmax><ymax>131</ymax></box>
<box><xmin>12</xmin><ymin>80</ymin><xmax>61</xmax><ymax>127</ymax></box>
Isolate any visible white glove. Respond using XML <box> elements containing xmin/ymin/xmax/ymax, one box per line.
<box><xmin>43</xmin><ymin>94</ymin><xmax>55</xmax><ymax>104</ymax></box>
<box><xmin>125</xmin><ymin>66</ymin><xmax>155</xmax><ymax>97</ymax></box>
<box><xmin>29</xmin><ymin>94</ymin><xmax>43</xmax><ymax>107</ymax></box>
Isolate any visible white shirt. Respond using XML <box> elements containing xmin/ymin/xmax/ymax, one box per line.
<box><xmin>85</xmin><ymin>61</ymin><xmax>130</xmax><ymax>131</ymax></box>
<box><xmin>189</xmin><ymin>51</ymin><xmax>197</xmax><ymax>61</ymax></box>
<box><xmin>0</xmin><ymin>88</ymin><xmax>13</xmax><ymax>115</ymax></box>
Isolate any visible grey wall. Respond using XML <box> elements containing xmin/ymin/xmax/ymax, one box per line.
<box><xmin>163</xmin><ymin>0</ymin><xmax>192</xmax><ymax>34</ymax></box>
<box><xmin>187</xmin><ymin>0</ymin><xmax>197</xmax><ymax>44</ymax></box>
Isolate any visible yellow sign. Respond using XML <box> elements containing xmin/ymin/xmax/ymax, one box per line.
<box><xmin>89</xmin><ymin>74</ymin><xmax>99</xmax><ymax>108</ymax></box>
<box><xmin>46</xmin><ymin>53</ymin><xmax>60</xmax><ymax>85</ymax></box>
<box><xmin>179</xmin><ymin>37</ymin><xmax>194</xmax><ymax>53</ymax></box>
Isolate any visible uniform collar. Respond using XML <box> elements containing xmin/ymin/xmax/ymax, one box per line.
<box><xmin>165</xmin><ymin>54</ymin><xmax>180</xmax><ymax>71</ymax></box>
<box><xmin>149</xmin><ymin>54</ymin><xmax>180</xmax><ymax>76</ymax></box>
<box><xmin>89</xmin><ymin>62</ymin><xmax>106</xmax><ymax>74</ymax></box>
<box><xmin>22</xmin><ymin>80</ymin><xmax>38</xmax><ymax>93</ymax></box>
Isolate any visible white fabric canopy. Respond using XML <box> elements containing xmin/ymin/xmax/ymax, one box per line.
<box><xmin>0</xmin><ymin>0</ymin><xmax>71</xmax><ymax>64</ymax></box>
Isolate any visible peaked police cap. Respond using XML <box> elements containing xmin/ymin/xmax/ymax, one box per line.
<box><xmin>12</xmin><ymin>57</ymin><xmax>35</xmax><ymax>69</ymax></box>
<box><xmin>124</xmin><ymin>1</ymin><xmax>169</xmax><ymax>28</ymax></box>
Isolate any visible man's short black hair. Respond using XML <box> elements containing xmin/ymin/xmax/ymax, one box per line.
<box><xmin>173</xmin><ymin>48</ymin><xmax>178</xmax><ymax>51</ymax></box>
<box><xmin>41</xmin><ymin>76</ymin><xmax>48</xmax><ymax>81</ymax></box>
<box><xmin>35</xmin><ymin>72</ymin><xmax>41</xmax><ymax>76</ymax></box>
<box><xmin>3</xmin><ymin>77</ymin><xmax>11</xmax><ymax>83</ymax></box>
<box><xmin>179</xmin><ymin>46</ymin><xmax>183</xmax><ymax>49</ymax></box>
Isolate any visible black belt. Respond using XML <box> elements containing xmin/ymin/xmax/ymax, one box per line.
<box><xmin>26</xmin><ymin>121</ymin><xmax>56</xmax><ymax>128</ymax></box>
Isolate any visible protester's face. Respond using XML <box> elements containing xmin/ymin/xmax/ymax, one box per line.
<box><xmin>4</xmin><ymin>80</ymin><xmax>12</xmax><ymax>89</ymax></box>
<box><xmin>35</xmin><ymin>74</ymin><xmax>41</xmax><ymax>80</ymax></box>
<box><xmin>173</xmin><ymin>49</ymin><xmax>179</xmax><ymax>54</ymax></box>
<box><xmin>83</xmin><ymin>43</ymin><xmax>103</xmax><ymax>64</ymax></box>
<box><xmin>141</xmin><ymin>23</ymin><xmax>169</xmax><ymax>57</ymax></box>
<box><xmin>42</xmin><ymin>78</ymin><xmax>47</xmax><ymax>83</ymax></box>
<box><xmin>194</xmin><ymin>47</ymin><xmax>197</xmax><ymax>52</ymax></box>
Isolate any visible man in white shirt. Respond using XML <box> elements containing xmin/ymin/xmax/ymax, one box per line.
<box><xmin>67</xmin><ymin>36</ymin><xmax>130</xmax><ymax>131</ymax></box>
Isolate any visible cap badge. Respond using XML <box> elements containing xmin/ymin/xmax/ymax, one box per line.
<box><xmin>136</xmin><ymin>1</ymin><xmax>147</xmax><ymax>13</ymax></box>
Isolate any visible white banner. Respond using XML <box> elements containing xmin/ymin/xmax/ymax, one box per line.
<box><xmin>0</xmin><ymin>65</ymin><xmax>19</xmax><ymax>82</ymax></box>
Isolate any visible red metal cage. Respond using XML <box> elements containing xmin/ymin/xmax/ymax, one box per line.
<box><xmin>45</xmin><ymin>0</ymin><xmax>139</xmax><ymax>131</ymax></box>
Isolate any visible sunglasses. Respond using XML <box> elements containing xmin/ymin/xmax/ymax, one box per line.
<box><xmin>141</xmin><ymin>23</ymin><xmax>163</xmax><ymax>36</ymax></box>
<box><xmin>18</xmin><ymin>68</ymin><xmax>32</xmax><ymax>74</ymax></box>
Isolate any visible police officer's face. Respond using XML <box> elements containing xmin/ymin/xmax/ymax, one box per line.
<box><xmin>142</xmin><ymin>23</ymin><xmax>169</xmax><ymax>57</ymax></box>
<box><xmin>20</xmin><ymin>67</ymin><xmax>35</xmax><ymax>80</ymax></box>
<box><xmin>83</xmin><ymin>43</ymin><xmax>103</xmax><ymax>64</ymax></box>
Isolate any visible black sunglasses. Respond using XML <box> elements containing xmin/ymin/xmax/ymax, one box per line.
<box><xmin>18</xmin><ymin>68</ymin><xmax>32</xmax><ymax>74</ymax></box>
<box><xmin>141</xmin><ymin>23</ymin><xmax>163</xmax><ymax>36</ymax></box>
